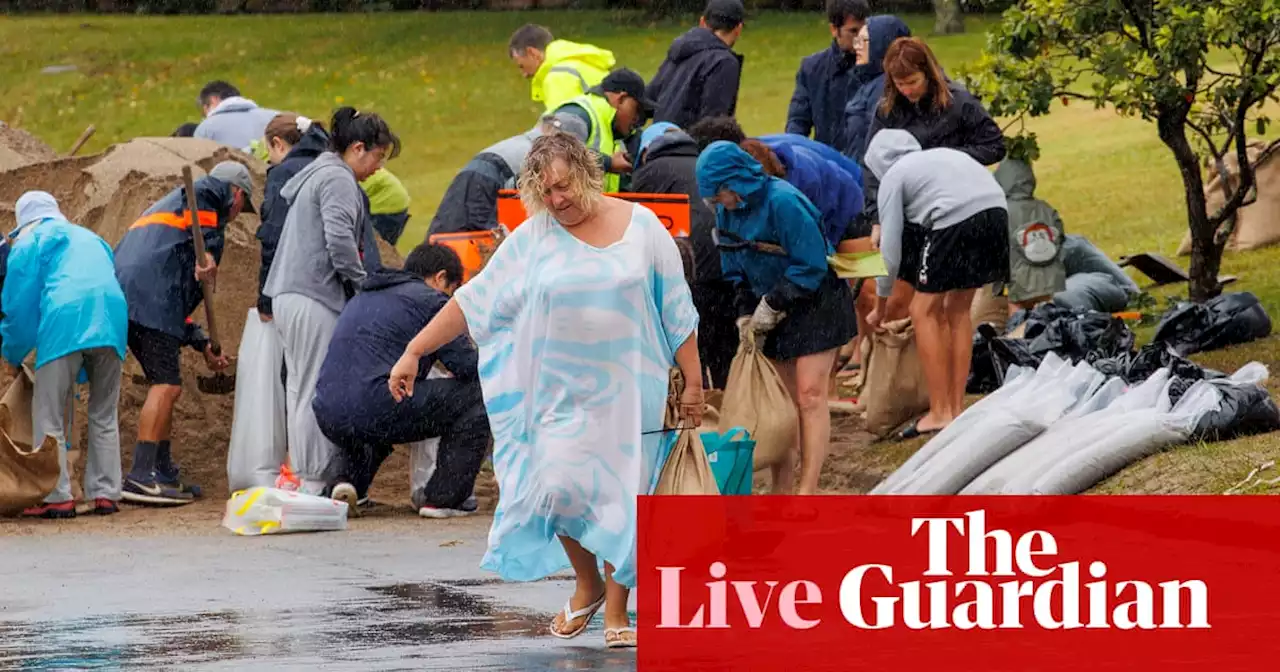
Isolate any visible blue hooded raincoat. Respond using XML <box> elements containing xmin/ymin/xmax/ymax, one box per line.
<box><xmin>695</xmin><ymin>141</ymin><xmax>830</xmax><ymax>314</ymax></box>
<box><xmin>1</xmin><ymin>192</ymin><xmax>128</xmax><ymax>370</ymax></box>
<box><xmin>758</xmin><ymin>133</ymin><xmax>864</xmax><ymax>246</ymax></box>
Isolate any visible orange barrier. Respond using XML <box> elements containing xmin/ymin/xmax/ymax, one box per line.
<box><xmin>427</xmin><ymin>230</ymin><xmax>505</xmax><ymax>283</ymax></box>
<box><xmin>496</xmin><ymin>189</ymin><xmax>691</xmax><ymax>238</ymax></box>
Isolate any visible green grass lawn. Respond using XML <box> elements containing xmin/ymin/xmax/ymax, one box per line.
<box><xmin>1</xmin><ymin>10</ymin><xmax>1277</xmax><ymax>493</ymax></box>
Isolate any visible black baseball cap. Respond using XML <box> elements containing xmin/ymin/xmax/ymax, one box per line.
<box><xmin>599</xmin><ymin>68</ymin><xmax>658</xmax><ymax>118</ymax></box>
<box><xmin>704</xmin><ymin>0</ymin><xmax>746</xmax><ymax>25</ymax></box>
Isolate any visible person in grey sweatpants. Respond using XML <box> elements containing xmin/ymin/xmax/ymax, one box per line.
<box><xmin>263</xmin><ymin>107</ymin><xmax>401</xmax><ymax>495</ymax></box>
<box><xmin>1</xmin><ymin>191</ymin><xmax>130</xmax><ymax>518</ymax></box>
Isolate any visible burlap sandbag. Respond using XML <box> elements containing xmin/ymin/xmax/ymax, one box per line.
<box><xmin>1177</xmin><ymin>141</ymin><xmax>1280</xmax><ymax>255</ymax></box>
<box><xmin>720</xmin><ymin>330</ymin><xmax>798</xmax><ymax>471</ymax></box>
<box><xmin>654</xmin><ymin>369</ymin><xmax>719</xmax><ymax>495</ymax></box>
<box><xmin>860</xmin><ymin>318</ymin><xmax>932</xmax><ymax>438</ymax></box>
<box><xmin>0</xmin><ymin>368</ymin><xmax>60</xmax><ymax>516</ymax></box>
<box><xmin>971</xmin><ymin>283</ymin><xmax>1010</xmax><ymax>334</ymax></box>
<box><xmin>702</xmin><ymin>389</ymin><xmax>723</xmax><ymax>434</ymax></box>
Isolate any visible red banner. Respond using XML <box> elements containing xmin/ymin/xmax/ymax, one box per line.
<box><xmin>638</xmin><ymin>496</ymin><xmax>1280</xmax><ymax>671</ymax></box>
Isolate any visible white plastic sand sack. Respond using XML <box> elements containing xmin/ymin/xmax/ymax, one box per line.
<box><xmin>227</xmin><ymin>309</ymin><xmax>288</xmax><ymax>493</ymax></box>
<box><xmin>870</xmin><ymin>357</ymin><xmax>1058</xmax><ymax>495</ymax></box>
<box><xmin>222</xmin><ymin>487</ymin><xmax>348</xmax><ymax>536</ymax></box>
<box><xmin>882</xmin><ymin>357</ymin><xmax>1101</xmax><ymax>495</ymax></box>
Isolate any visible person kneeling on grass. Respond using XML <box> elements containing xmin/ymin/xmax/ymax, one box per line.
<box><xmin>2</xmin><ymin>192</ymin><xmax>129</xmax><ymax>519</ymax></box>
<box><xmin>314</xmin><ymin>243</ymin><xmax>491</xmax><ymax>519</ymax></box>
<box><xmin>864</xmin><ymin>129</ymin><xmax>1010</xmax><ymax>440</ymax></box>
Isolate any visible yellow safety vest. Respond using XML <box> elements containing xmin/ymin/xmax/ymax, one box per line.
<box><xmin>567</xmin><ymin>93</ymin><xmax>623</xmax><ymax>193</ymax></box>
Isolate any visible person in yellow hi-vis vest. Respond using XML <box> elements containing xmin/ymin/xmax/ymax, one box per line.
<box><xmin>550</xmin><ymin>69</ymin><xmax>655</xmax><ymax>193</ymax></box>
<box><xmin>508</xmin><ymin>24</ymin><xmax>617</xmax><ymax>113</ymax></box>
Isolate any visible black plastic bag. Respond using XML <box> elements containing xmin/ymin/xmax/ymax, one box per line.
<box><xmin>967</xmin><ymin>324</ymin><xmax>1043</xmax><ymax>394</ymax></box>
<box><xmin>1023</xmin><ymin>307</ymin><xmax>1135</xmax><ymax>363</ymax></box>
<box><xmin>1190</xmin><ymin>380</ymin><xmax>1280</xmax><ymax>442</ymax></box>
<box><xmin>1152</xmin><ymin>292</ymin><xmax>1273</xmax><ymax>356</ymax></box>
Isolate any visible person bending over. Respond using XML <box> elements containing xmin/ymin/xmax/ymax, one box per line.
<box><xmin>315</xmin><ymin>243</ymin><xmax>490</xmax><ymax>518</ymax></box>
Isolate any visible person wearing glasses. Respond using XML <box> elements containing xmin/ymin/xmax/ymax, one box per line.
<box><xmin>785</xmin><ymin>0</ymin><xmax>872</xmax><ymax>152</ymax></box>
<box><xmin>696</xmin><ymin>141</ymin><xmax>856</xmax><ymax>496</ymax></box>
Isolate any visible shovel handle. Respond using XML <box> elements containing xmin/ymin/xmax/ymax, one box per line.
<box><xmin>181</xmin><ymin>166</ymin><xmax>221</xmax><ymax>357</ymax></box>
<box><xmin>66</xmin><ymin>124</ymin><xmax>95</xmax><ymax>157</ymax></box>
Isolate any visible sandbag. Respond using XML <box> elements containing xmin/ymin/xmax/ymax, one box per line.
<box><xmin>655</xmin><ymin>429</ymin><xmax>720</xmax><ymax>495</ymax></box>
<box><xmin>1152</xmin><ymin>292</ymin><xmax>1272</xmax><ymax>356</ymax></box>
<box><xmin>970</xmin><ymin>283</ymin><xmax>1010</xmax><ymax>332</ymax></box>
<box><xmin>1090</xmin><ymin>342</ymin><xmax>1223</xmax><ymax>385</ymax></box>
<box><xmin>860</xmin><ymin>318</ymin><xmax>931</xmax><ymax>438</ymax></box>
<box><xmin>226</xmin><ymin>309</ymin><xmax>288</xmax><ymax>493</ymax></box>
<box><xmin>720</xmin><ymin>331</ymin><xmax>797</xmax><ymax>470</ymax></box>
<box><xmin>1176</xmin><ymin>141</ymin><xmax>1280</xmax><ymax>255</ymax></box>
<box><xmin>1190</xmin><ymin>363</ymin><xmax>1279</xmax><ymax>442</ymax></box>
<box><xmin>222</xmin><ymin>486</ymin><xmax>349</xmax><ymax>535</ymax></box>
<box><xmin>0</xmin><ymin>367</ymin><xmax>60</xmax><ymax>516</ymax></box>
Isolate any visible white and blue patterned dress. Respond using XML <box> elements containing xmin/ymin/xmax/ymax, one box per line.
<box><xmin>453</xmin><ymin>203</ymin><xmax>698</xmax><ymax>588</ymax></box>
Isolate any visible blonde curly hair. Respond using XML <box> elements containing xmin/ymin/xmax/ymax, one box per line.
<box><xmin>517</xmin><ymin>132</ymin><xmax>604</xmax><ymax>218</ymax></box>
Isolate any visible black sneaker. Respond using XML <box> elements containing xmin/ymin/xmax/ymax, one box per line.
<box><xmin>122</xmin><ymin>478</ymin><xmax>195</xmax><ymax>506</ymax></box>
<box><xmin>418</xmin><ymin>495</ymin><xmax>479</xmax><ymax>519</ymax></box>
<box><xmin>157</xmin><ymin>469</ymin><xmax>203</xmax><ymax>499</ymax></box>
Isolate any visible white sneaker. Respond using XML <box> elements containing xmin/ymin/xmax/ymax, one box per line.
<box><xmin>331</xmin><ymin>483</ymin><xmax>359</xmax><ymax>517</ymax></box>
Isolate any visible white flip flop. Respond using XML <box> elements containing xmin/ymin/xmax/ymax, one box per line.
<box><xmin>549</xmin><ymin>593</ymin><xmax>606</xmax><ymax>639</ymax></box>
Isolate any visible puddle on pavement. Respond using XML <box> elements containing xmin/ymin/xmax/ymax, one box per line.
<box><xmin>0</xmin><ymin>580</ymin><xmax>635</xmax><ymax>670</ymax></box>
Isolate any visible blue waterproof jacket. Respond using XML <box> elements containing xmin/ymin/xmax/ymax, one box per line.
<box><xmin>312</xmin><ymin>269</ymin><xmax>477</xmax><ymax>430</ymax></box>
<box><xmin>842</xmin><ymin>16</ymin><xmax>912</xmax><ymax>161</ymax></box>
<box><xmin>760</xmin><ymin>133</ymin><xmax>864</xmax><ymax>246</ymax></box>
<box><xmin>695</xmin><ymin>141</ymin><xmax>830</xmax><ymax>315</ymax></box>
<box><xmin>1</xmin><ymin>192</ymin><xmax>127</xmax><ymax>369</ymax></box>
<box><xmin>114</xmin><ymin>176</ymin><xmax>233</xmax><ymax>347</ymax></box>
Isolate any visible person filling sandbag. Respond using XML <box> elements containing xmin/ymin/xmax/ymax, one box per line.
<box><xmin>114</xmin><ymin>162</ymin><xmax>245</xmax><ymax>505</ymax></box>
<box><xmin>1</xmin><ymin>192</ymin><xmax>128</xmax><ymax>519</ymax></box>
<box><xmin>697</xmin><ymin>140</ymin><xmax>856</xmax><ymax>494</ymax></box>
<box><xmin>865</xmin><ymin>129</ymin><xmax>1010</xmax><ymax>439</ymax></box>
<box><xmin>427</xmin><ymin>112</ymin><xmax>589</xmax><ymax>236</ymax></box>
<box><xmin>360</xmin><ymin>168</ymin><xmax>412</xmax><ymax>246</ymax></box>
<box><xmin>994</xmin><ymin>157</ymin><xmax>1067</xmax><ymax>310</ymax></box>
<box><xmin>1053</xmin><ymin>235</ymin><xmax>1140</xmax><ymax>313</ymax></box>
<box><xmin>314</xmin><ymin>243</ymin><xmax>491</xmax><ymax>518</ymax></box>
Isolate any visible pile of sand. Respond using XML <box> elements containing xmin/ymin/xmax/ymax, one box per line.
<box><xmin>0</xmin><ymin>127</ymin><xmax>462</xmax><ymax>514</ymax></box>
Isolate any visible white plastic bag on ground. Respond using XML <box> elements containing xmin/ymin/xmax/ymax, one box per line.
<box><xmin>227</xmin><ymin>309</ymin><xmax>288</xmax><ymax>493</ymax></box>
<box><xmin>222</xmin><ymin>487</ymin><xmax>348</xmax><ymax>535</ymax></box>
<box><xmin>882</xmin><ymin>358</ymin><xmax>1099</xmax><ymax>495</ymax></box>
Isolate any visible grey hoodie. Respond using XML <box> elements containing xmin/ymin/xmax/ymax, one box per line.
<box><xmin>867</xmin><ymin>129</ymin><xmax>1008</xmax><ymax>297</ymax></box>
<box><xmin>194</xmin><ymin>96</ymin><xmax>278</xmax><ymax>152</ymax></box>
<box><xmin>264</xmin><ymin>152</ymin><xmax>368</xmax><ymax>313</ymax></box>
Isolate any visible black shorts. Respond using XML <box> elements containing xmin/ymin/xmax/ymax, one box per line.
<box><xmin>127</xmin><ymin>322</ymin><xmax>183</xmax><ymax>386</ymax></box>
<box><xmin>898</xmin><ymin>208</ymin><xmax>1010</xmax><ymax>294</ymax></box>
<box><xmin>763</xmin><ymin>272</ymin><xmax>858</xmax><ymax>361</ymax></box>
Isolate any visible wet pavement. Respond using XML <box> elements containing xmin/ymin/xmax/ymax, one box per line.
<box><xmin>0</xmin><ymin>521</ymin><xmax>638</xmax><ymax>670</ymax></box>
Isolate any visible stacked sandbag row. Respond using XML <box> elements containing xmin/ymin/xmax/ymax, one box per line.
<box><xmin>873</xmin><ymin>353</ymin><xmax>1280</xmax><ymax>495</ymax></box>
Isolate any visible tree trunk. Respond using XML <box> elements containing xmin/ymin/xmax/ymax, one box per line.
<box><xmin>932</xmin><ymin>0</ymin><xmax>965</xmax><ymax>35</ymax></box>
<box><xmin>1157</xmin><ymin>110</ymin><xmax>1223</xmax><ymax>302</ymax></box>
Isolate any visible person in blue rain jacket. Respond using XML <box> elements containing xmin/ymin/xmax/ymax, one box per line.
<box><xmin>695</xmin><ymin>141</ymin><xmax>855</xmax><ymax>497</ymax></box>
<box><xmin>751</xmin><ymin>134</ymin><xmax>864</xmax><ymax>246</ymax></box>
<box><xmin>1</xmin><ymin>192</ymin><xmax>128</xmax><ymax>519</ymax></box>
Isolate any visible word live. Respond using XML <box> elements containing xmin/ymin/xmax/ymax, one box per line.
<box><xmin>656</xmin><ymin>510</ymin><xmax>1211</xmax><ymax>631</ymax></box>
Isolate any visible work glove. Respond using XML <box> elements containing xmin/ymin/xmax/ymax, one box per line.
<box><xmin>748</xmin><ymin>297</ymin><xmax>786</xmax><ymax>334</ymax></box>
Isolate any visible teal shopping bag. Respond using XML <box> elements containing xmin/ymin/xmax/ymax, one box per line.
<box><xmin>701</xmin><ymin>427</ymin><xmax>755</xmax><ymax>495</ymax></box>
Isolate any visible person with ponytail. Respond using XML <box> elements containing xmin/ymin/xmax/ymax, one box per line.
<box><xmin>264</xmin><ymin>106</ymin><xmax>401</xmax><ymax>495</ymax></box>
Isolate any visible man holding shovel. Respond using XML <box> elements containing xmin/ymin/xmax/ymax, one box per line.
<box><xmin>113</xmin><ymin>162</ymin><xmax>248</xmax><ymax>505</ymax></box>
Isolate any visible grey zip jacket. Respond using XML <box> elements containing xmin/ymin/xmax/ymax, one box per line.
<box><xmin>264</xmin><ymin>151</ymin><xmax>368</xmax><ymax>313</ymax></box>
<box><xmin>866</xmin><ymin>129</ymin><xmax>1007</xmax><ymax>297</ymax></box>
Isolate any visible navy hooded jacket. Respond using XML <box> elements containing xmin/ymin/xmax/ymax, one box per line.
<box><xmin>842</xmin><ymin>16</ymin><xmax>912</xmax><ymax>161</ymax></box>
<box><xmin>258</xmin><ymin>124</ymin><xmax>329</xmax><ymax>316</ymax></box>
<box><xmin>114</xmin><ymin>176</ymin><xmax>234</xmax><ymax>347</ymax></box>
<box><xmin>648</xmin><ymin>27</ymin><xmax>744</xmax><ymax>129</ymax></box>
<box><xmin>312</xmin><ymin>269</ymin><xmax>478</xmax><ymax>430</ymax></box>
<box><xmin>785</xmin><ymin>41</ymin><xmax>860</xmax><ymax>151</ymax></box>
<box><xmin>759</xmin><ymin>134</ymin><xmax>864</xmax><ymax>247</ymax></box>
<box><xmin>631</xmin><ymin>128</ymin><xmax>722</xmax><ymax>286</ymax></box>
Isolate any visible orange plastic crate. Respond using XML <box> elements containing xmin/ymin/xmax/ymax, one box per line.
<box><xmin>495</xmin><ymin>189</ymin><xmax>691</xmax><ymax>238</ymax></box>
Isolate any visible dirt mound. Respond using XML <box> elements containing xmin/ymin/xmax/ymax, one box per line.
<box><xmin>0</xmin><ymin>122</ymin><xmax>58</xmax><ymax>171</ymax></box>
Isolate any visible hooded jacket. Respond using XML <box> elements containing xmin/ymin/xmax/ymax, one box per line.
<box><xmin>2</xmin><ymin>193</ymin><xmax>127</xmax><ymax>369</ymax></box>
<box><xmin>264</xmin><ymin>152</ymin><xmax>369</xmax><ymax>314</ymax></box>
<box><xmin>429</xmin><ymin>129</ymin><xmax>540</xmax><ymax>235</ymax></box>
<box><xmin>632</xmin><ymin>124</ymin><xmax>721</xmax><ymax>285</ymax></box>
<box><xmin>866</xmin><ymin>129</ymin><xmax>1007</xmax><ymax>297</ymax></box>
<box><xmin>759</xmin><ymin>133</ymin><xmax>864</xmax><ymax>246</ymax></box>
<box><xmin>648</xmin><ymin>27</ymin><xmax>744</xmax><ymax>129</ymax></box>
<box><xmin>994</xmin><ymin>159</ymin><xmax>1068</xmax><ymax>302</ymax></box>
<box><xmin>194</xmin><ymin>96</ymin><xmax>279</xmax><ymax>152</ymax></box>
<box><xmin>258</xmin><ymin>124</ymin><xmax>330</xmax><ymax>316</ymax></box>
<box><xmin>531</xmin><ymin>39</ymin><xmax>617</xmax><ymax>112</ymax></box>
<box><xmin>786</xmin><ymin>41</ymin><xmax>862</xmax><ymax>150</ymax></box>
<box><xmin>312</xmin><ymin>269</ymin><xmax>478</xmax><ymax>431</ymax></box>
<box><xmin>115</xmin><ymin>175</ymin><xmax>234</xmax><ymax>345</ymax></box>
<box><xmin>695</xmin><ymin>141</ymin><xmax>830</xmax><ymax>314</ymax></box>
<box><xmin>862</xmin><ymin>80</ymin><xmax>1006</xmax><ymax>226</ymax></box>
<box><xmin>842</xmin><ymin>16</ymin><xmax>912</xmax><ymax>161</ymax></box>
<box><xmin>360</xmin><ymin>168</ymin><xmax>411</xmax><ymax>216</ymax></box>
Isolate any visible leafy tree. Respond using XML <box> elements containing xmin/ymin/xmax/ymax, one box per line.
<box><xmin>963</xmin><ymin>0</ymin><xmax>1280</xmax><ymax>301</ymax></box>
